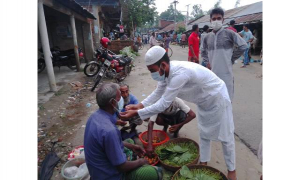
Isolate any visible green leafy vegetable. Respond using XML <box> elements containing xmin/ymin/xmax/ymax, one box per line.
<box><xmin>155</xmin><ymin>142</ymin><xmax>198</xmax><ymax>167</ymax></box>
<box><xmin>174</xmin><ymin>165</ymin><xmax>223</xmax><ymax>180</ymax></box>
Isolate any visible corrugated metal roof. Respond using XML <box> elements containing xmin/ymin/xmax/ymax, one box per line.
<box><xmin>186</xmin><ymin>1</ymin><xmax>262</xmax><ymax>31</ymax></box>
<box><xmin>54</xmin><ymin>0</ymin><xmax>96</xmax><ymax>19</ymax></box>
<box><xmin>157</xmin><ymin>21</ymin><xmax>187</xmax><ymax>33</ymax></box>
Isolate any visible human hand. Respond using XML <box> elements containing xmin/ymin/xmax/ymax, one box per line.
<box><xmin>119</xmin><ymin>110</ymin><xmax>138</xmax><ymax>120</ymax></box>
<box><xmin>169</xmin><ymin>124</ymin><xmax>182</xmax><ymax>133</ymax></box>
<box><xmin>146</xmin><ymin>145</ymin><xmax>154</xmax><ymax>157</ymax></box>
<box><xmin>138</xmin><ymin>158</ymin><xmax>149</xmax><ymax>166</ymax></box>
<box><xmin>125</xmin><ymin>104</ymin><xmax>140</xmax><ymax>111</ymax></box>
<box><xmin>116</xmin><ymin>120</ymin><xmax>127</xmax><ymax>126</ymax></box>
<box><xmin>132</xmin><ymin>145</ymin><xmax>146</xmax><ymax>157</ymax></box>
<box><xmin>207</xmin><ymin>62</ymin><xmax>211</xmax><ymax>70</ymax></box>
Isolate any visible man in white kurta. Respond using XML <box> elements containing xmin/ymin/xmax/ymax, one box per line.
<box><xmin>120</xmin><ymin>46</ymin><xmax>237</xmax><ymax>179</ymax></box>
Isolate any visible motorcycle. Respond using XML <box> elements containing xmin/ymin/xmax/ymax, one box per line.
<box><xmin>86</xmin><ymin>47</ymin><xmax>133</xmax><ymax>92</ymax></box>
<box><xmin>38</xmin><ymin>47</ymin><xmax>84</xmax><ymax>73</ymax></box>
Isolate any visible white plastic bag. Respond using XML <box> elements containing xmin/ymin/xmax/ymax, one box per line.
<box><xmin>74</xmin><ymin>163</ymin><xmax>88</xmax><ymax>178</ymax></box>
<box><xmin>64</xmin><ymin>166</ymin><xmax>78</xmax><ymax>178</ymax></box>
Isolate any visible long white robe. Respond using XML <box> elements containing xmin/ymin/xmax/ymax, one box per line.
<box><xmin>138</xmin><ymin>61</ymin><xmax>234</xmax><ymax>142</ymax></box>
<box><xmin>201</xmin><ymin>27</ymin><xmax>248</xmax><ymax>101</ymax></box>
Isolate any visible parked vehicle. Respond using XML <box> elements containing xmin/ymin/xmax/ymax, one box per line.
<box><xmin>86</xmin><ymin>37</ymin><xmax>133</xmax><ymax>91</ymax></box>
<box><xmin>38</xmin><ymin>47</ymin><xmax>84</xmax><ymax>73</ymax></box>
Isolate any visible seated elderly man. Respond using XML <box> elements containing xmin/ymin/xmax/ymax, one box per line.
<box><xmin>145</xmin><ymin>97</ymin><xmax>196</xmax><ymax>155</ymax></box>
<box><xmin>84</xmin><ymin>83</ymin><xmax>160</xmax><ymax>180</ymax></box>
<box><xmin>118</xmin><ymin>83</ymin><xmax>141</xmax><ymax>132</ymax></box>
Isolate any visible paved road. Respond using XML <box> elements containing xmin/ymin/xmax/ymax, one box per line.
<box><xmin>168</xmin><ymin>44</ymin><xmax>263</xmax><ymax>154</ymax></box>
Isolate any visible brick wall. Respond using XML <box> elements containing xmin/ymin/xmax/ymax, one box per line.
<box><xmin>109</xmin><ymin>40</ymin><xmax>134</xmax><ymax>54</ymax></box>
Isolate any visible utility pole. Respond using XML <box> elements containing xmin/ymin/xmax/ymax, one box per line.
<box><xmin>172</xmin><ymin>0</ymin><xmax>179</xmax><ymax>32</ymax></box>
<box><xmin>185</xmin><ymin>4</ymin><xmax>190</xmax><ymax>30</ymax></box>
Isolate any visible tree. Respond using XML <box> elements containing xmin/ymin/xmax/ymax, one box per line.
<box><xmin>123</xmin><ymin>0</ymin><xmax>158</xmax><ymax>36</ymax></box>
<box><xmin>159</xmin><ymin>4</ymin><xmax>185</xmax><ymax>22</ymax></box>
<box><xmin>191</xmin><ymin>4</ymin><xmax>204</xmax><ymax>19</ymax></box>
<box><xmin>207</xmin><ymin>0</ymin><xmax>223</xmax><ymax>15</ymax></box>
<box><xmin>176</xmin><ymin>26</ymin><xmax>186</xmax><ymax>34</ymax></box>
<box><xmin>235</xmin><ymin>0</ymin><xmax>241</xmax><ymax>8</ymax></box>
<box><xmin>214</xmin><ymin>0</ymin><xmax>222</xmax><ymax>8</ymax></box>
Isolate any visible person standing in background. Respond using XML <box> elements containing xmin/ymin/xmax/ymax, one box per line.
<box><xmin>227</xmin><ymin>20</ymin><xmax>237</xmax><ymax>33</ymax></box>
<box><xmin>149</xmin><ymin>32</ymin><xmax>157</xmax><ymax>48</ymax></box>
<box><xmin>239</xmin><ymin>25</ymin><xmax>254</xmax><ymax>68</ymax></box>
<box><xmin>188</xmin><ymin>25</ymin><xmax>200</xmax><ymax>63</ymax></box>
<box><xmin>181</xmin><ymin>33</ymin><xmax>187</xmax><ymax>48</ymax></box>
<box><xmin>200</xmin><ymin>25</ymin><xmax>210</xmax><ymax>67</ymax></box>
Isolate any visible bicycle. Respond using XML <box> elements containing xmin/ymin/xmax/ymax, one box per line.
<box><xmin>158</xmin><ymin>41</ymin><xmax>173</xmax><ymax>58</ymax></box>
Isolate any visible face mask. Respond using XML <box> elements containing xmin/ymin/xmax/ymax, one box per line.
<box><xmin>211</xmin><ymin>20</ymin><xmax>223</xmax><ymax>31</ymax></box>
<box><xmin>151</xmin><ymin>66</ymin><xmax>165</xmax><ymax>81</ymax></box>
<box><xmin>110</xmin><ymin>98</ymin><xmax>120</xmax><ymax>113</ymax></box>
<box><xmin>151</xmin><ymin>70</ymin><xmax>165</xmax><ymax>81</ymax></box>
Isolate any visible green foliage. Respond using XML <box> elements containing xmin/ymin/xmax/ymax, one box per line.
<box><xmin>159</xmin><ymin>4</ymin><xmax>185</xmax><ymax>22</ymax></box>
<box><xmin>177</xmin><ymin>26</ymin><xmax>186</xmax><ymax>34</ymax></box>
<box><xmin>120</xmin><ymin>46</ymin><xmax>139</xmax><ymax>59</ymax></box>
<box><xmin>235</xmin><ymin>0</ymin><xmax>241</xmax><ymax>8</ymax></box>
<box><xmin>155</xmin><ymin>142</ymin><xmax>198</xmax><ymax>167</ymax></box>
<box><xmin>191</xmin><ymin>5</ymin><xmax>204</xmax><ymax>19</ymax></box>
<box><xmin>124</xmin><ymin>0</ymin><xmax>158</xmax><ymax>28</ymax></box>
<box><xmin>174</xmin><ymin>165</ymin><xmax>223</xmax><ymax>180</ymax></box>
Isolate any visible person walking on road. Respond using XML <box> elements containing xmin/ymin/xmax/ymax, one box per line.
<box><xmin>201</xmin><ymin>8</ymin><xmax>247</xmax><ymax>101</ymax></box>
<box><xmin>149</xmin><ymin>32</ymin><xmax>157</xmax><ymax>48</ymax></box>
<box><xmin>163</xmin><ymin>33</ymin><xmax>172</xmax><ymax>54</ymax></box>
<box><xmin>239</xmin><ymin>24</ymin><xmax>254</xmax><ymax>68</ymax></box>
<box><xmin>120</xmin><ymin>46</ymin><xmax>237</xmax><ymax>180</ymax></box>
<box><xmin>181</xmin><ymin>33</ymin><xmax>187</xmax><ymax>48</ymax></box>
<box><xmin>188</xmin><ymin>25</ymin><xmax>200</xmax><ymax>63</ymax></box>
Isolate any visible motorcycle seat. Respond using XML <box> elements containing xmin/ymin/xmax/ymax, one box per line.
<box><xmin>58</xmin><ymin>56</ymin><xmax>68</xmax><ymax>60</ymax></box>
<box><xmin>112</xmin><ymin>55</ymin><xmax>122</xmax><ymax>59</ymax></box>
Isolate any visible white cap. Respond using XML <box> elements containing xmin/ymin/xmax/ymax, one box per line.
<box><xmin>145</xmin><ymin>46</ymin><xmax>166</xmax><ymax>66</ymax></box>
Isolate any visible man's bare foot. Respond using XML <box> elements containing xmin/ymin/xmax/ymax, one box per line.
<box><xmin>240</xmin><ymin>65</ymin><xmax>246</xmax><ymax>68</ymax></box>
<box><xmin>227</xmin><ymin>170</ymin><xmax>237</xmax><ymax>180</ymax></box>
<box><xmin>199</xmin><ymin>162</ymin><xmax>207</xmax><ymax>166</ymax></box>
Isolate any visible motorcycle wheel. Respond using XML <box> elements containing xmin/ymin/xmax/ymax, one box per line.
<box><xmin>67</xmin><ymin>58</ymin><xmax>81</xmax><ymax>71</ymax></box>
<box><xmin>84</xmin><ymin>61</ymin><xmax>100</xmax><ymax>77</ymax></box>
<box><xmin>38</xmin><ymin>58</ymin><xmax>46</xmax><ymax>73</ymax></box>
<box><xmin>116</xmin><ymin>72</ymin><xmax>127</xmax><ymax>82</ymax></box>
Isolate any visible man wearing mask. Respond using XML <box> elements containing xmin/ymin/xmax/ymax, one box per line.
<box><xmin>188</xmin><ymin>25</ymin><xmax>200</xmax><ymax>63</ymax></box>
<box><xmin>201</xmin><ymin>8</ymin><xmax>247</xmax><ymax>102</ymax></box>
<box><xmin>84</xmin><ymin>83</ymin><xmax>161</xmax><ymax>180</ymax></box>
<box><xmin>120</xmin><ymin>46</ymin><xmax>237</xmax><ymax>180</ymax></box>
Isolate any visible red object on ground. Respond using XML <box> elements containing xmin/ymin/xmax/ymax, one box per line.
<box><xmin>68</xmin><ymin>145</ymin><xmax>84</xmax><ymax>160</ymax></box>
<box><xmin>139</xmin><ymin>130</ymin><xmax>169</xmax><ymax>149</ymax></box>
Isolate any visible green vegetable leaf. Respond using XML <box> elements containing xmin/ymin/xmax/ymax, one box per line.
<box><xmin>180</xmin><ymin>165</ymin><xmax>193</xmax><ymax>179</ymax></box>
<box><xmin>178</xmin><ymin>152</ymin><xmax>192</xmax><ymax>164</ymax></box>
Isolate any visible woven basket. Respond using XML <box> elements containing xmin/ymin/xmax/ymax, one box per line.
<box><xmin>172</xmin><ymin>165</ymin><xmax>228</xmax><ymax>180</ymax></box>
<box><xmin>156</xmin><ymin>138</ymin><xmax>200</xmax><ymax>172</ymax></box>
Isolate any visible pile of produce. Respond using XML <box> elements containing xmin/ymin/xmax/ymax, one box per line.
<box><xmin>173</xmin><ymin>165</ymin><xmax>223</xmax><ymax>180</ymax></box>
<box><xmin>145</xmin><ymin>136</ymin><xmax>162</xmax><ymax>143</ymax></box>
<box><xmin>144</xmin><ymin>154</ymin><xmax>158</xmax><ymax>165</ymax></box>
<box><xmin>120</xmin><ymin>46</ymin><xmax>139</xmax><ymax>59</ymax></box>
<box><xmin>155</xmin><ymin>142</ymin><xmax>198</xmax><ymax>167</ymax></box>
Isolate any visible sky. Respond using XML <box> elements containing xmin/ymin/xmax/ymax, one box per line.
<box><xmin>155</xmin><ymin>0</ymin><xmax>262</xmax><ymax>15</ymax></box>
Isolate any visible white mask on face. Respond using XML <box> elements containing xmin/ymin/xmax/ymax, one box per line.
<box><xmin>211</xmin><ymin>20</ymin><xmax>223</xmax><ymax>31</ymax></box>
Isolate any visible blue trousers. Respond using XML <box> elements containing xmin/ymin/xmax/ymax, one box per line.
<box><xmin>244</xmin><ymin>48</ymin><xmax>249</xmax><ymax>65</ymax></box>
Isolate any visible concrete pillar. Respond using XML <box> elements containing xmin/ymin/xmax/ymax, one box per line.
<box><xmin>70</xmin><ymin>15</ymin><xmax>81</xmax><ymax>72</ymax></box>
<box><xmin>92</xmin><ymin>6</ymin><xmax>100</xmax><ymax>48</ymax></box>
<box><xmin>38</xmin><ymin>0</ymin><xmax>57</xmax><ymax>92</ymax></box>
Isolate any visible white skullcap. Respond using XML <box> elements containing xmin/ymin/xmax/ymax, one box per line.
<box><xmin>145</xmin><ymin>46</ymin><xmax>166</xmax><ymax>66</ymax></box>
